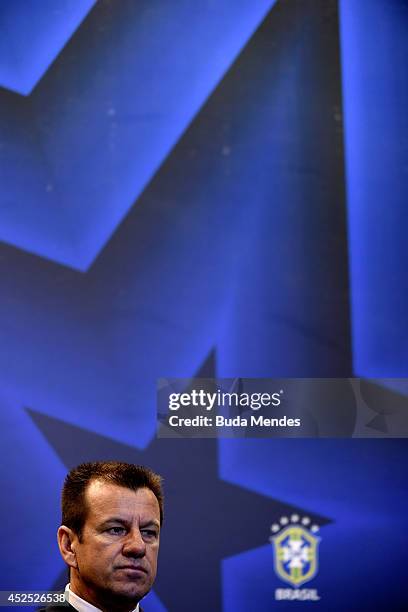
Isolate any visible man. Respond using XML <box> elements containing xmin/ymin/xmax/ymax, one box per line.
<box><xmin>39</xmin><ymin>461</ymin><xmax>163</xmax><ymax>612</ymax></box>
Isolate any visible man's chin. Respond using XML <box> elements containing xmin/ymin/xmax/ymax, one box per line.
<box><xmin>109</xmin><ymin>577</ymin><xmax>153</xmax><ymax>601</ymax></box>
<box><xmin>97</xmin><ymin>586</ymin><xmax>147</xmax><ymax>611</ymax></box>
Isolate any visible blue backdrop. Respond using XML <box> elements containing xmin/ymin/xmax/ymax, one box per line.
<box><xmin>0</xmin><ymin>1</ymin><xmax>407</xmax><ymax>610</ymax></box>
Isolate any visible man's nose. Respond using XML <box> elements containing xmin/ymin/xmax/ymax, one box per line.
<box><xmin>122</xmin><ymin>529</ymin><xmax>146</xmax><ymax>557</ymax></box>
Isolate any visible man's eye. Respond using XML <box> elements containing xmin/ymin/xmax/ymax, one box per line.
<box><xmin>107</xmin><ymin>526</ymin><xmax>126</xmax><ymax>535</ymax></box>
<box><xmin>141</xmin><ymin>529</ymin><xmax>158</xmax><ymax>540</ymax></box>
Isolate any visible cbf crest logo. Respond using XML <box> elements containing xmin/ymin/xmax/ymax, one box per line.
<box><xmin>270</xmin><ymin>515</ymin><xmax>321</xmax><ymax>601</ymax></box>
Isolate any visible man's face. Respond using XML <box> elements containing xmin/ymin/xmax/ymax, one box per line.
<box><xmin>69</xmin><ymin>481</ymin><xmax>160</xmax><ymax>610</ymax></box>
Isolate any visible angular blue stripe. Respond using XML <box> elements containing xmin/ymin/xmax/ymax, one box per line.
<box><xmin>340</xmin><ymin>0</ymin><xmax>408</xmax><ymax>375</ymax></box>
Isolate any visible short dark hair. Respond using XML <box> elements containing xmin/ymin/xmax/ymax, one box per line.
<box><xmin>61</xmin><ymin>461</ymin><xmax>164</xmax><ymax>537</ymax></box>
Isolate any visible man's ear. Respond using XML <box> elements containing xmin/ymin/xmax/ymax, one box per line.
<box><xmin>58</xmin><ymin>526</ymin><xmax>79</xmax><ymax>569</ymax></box>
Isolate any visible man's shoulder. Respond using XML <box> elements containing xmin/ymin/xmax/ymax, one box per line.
<box><xmin>37</xmin><ymin>605</ymin><xmax>143</xmax><ymax>612</ymax></box>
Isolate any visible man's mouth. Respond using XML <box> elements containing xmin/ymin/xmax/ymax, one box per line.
<box><xmin>116</xmin><ymin>565</ymin><xmax>148</xmax><ymax>574</ymax></box>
